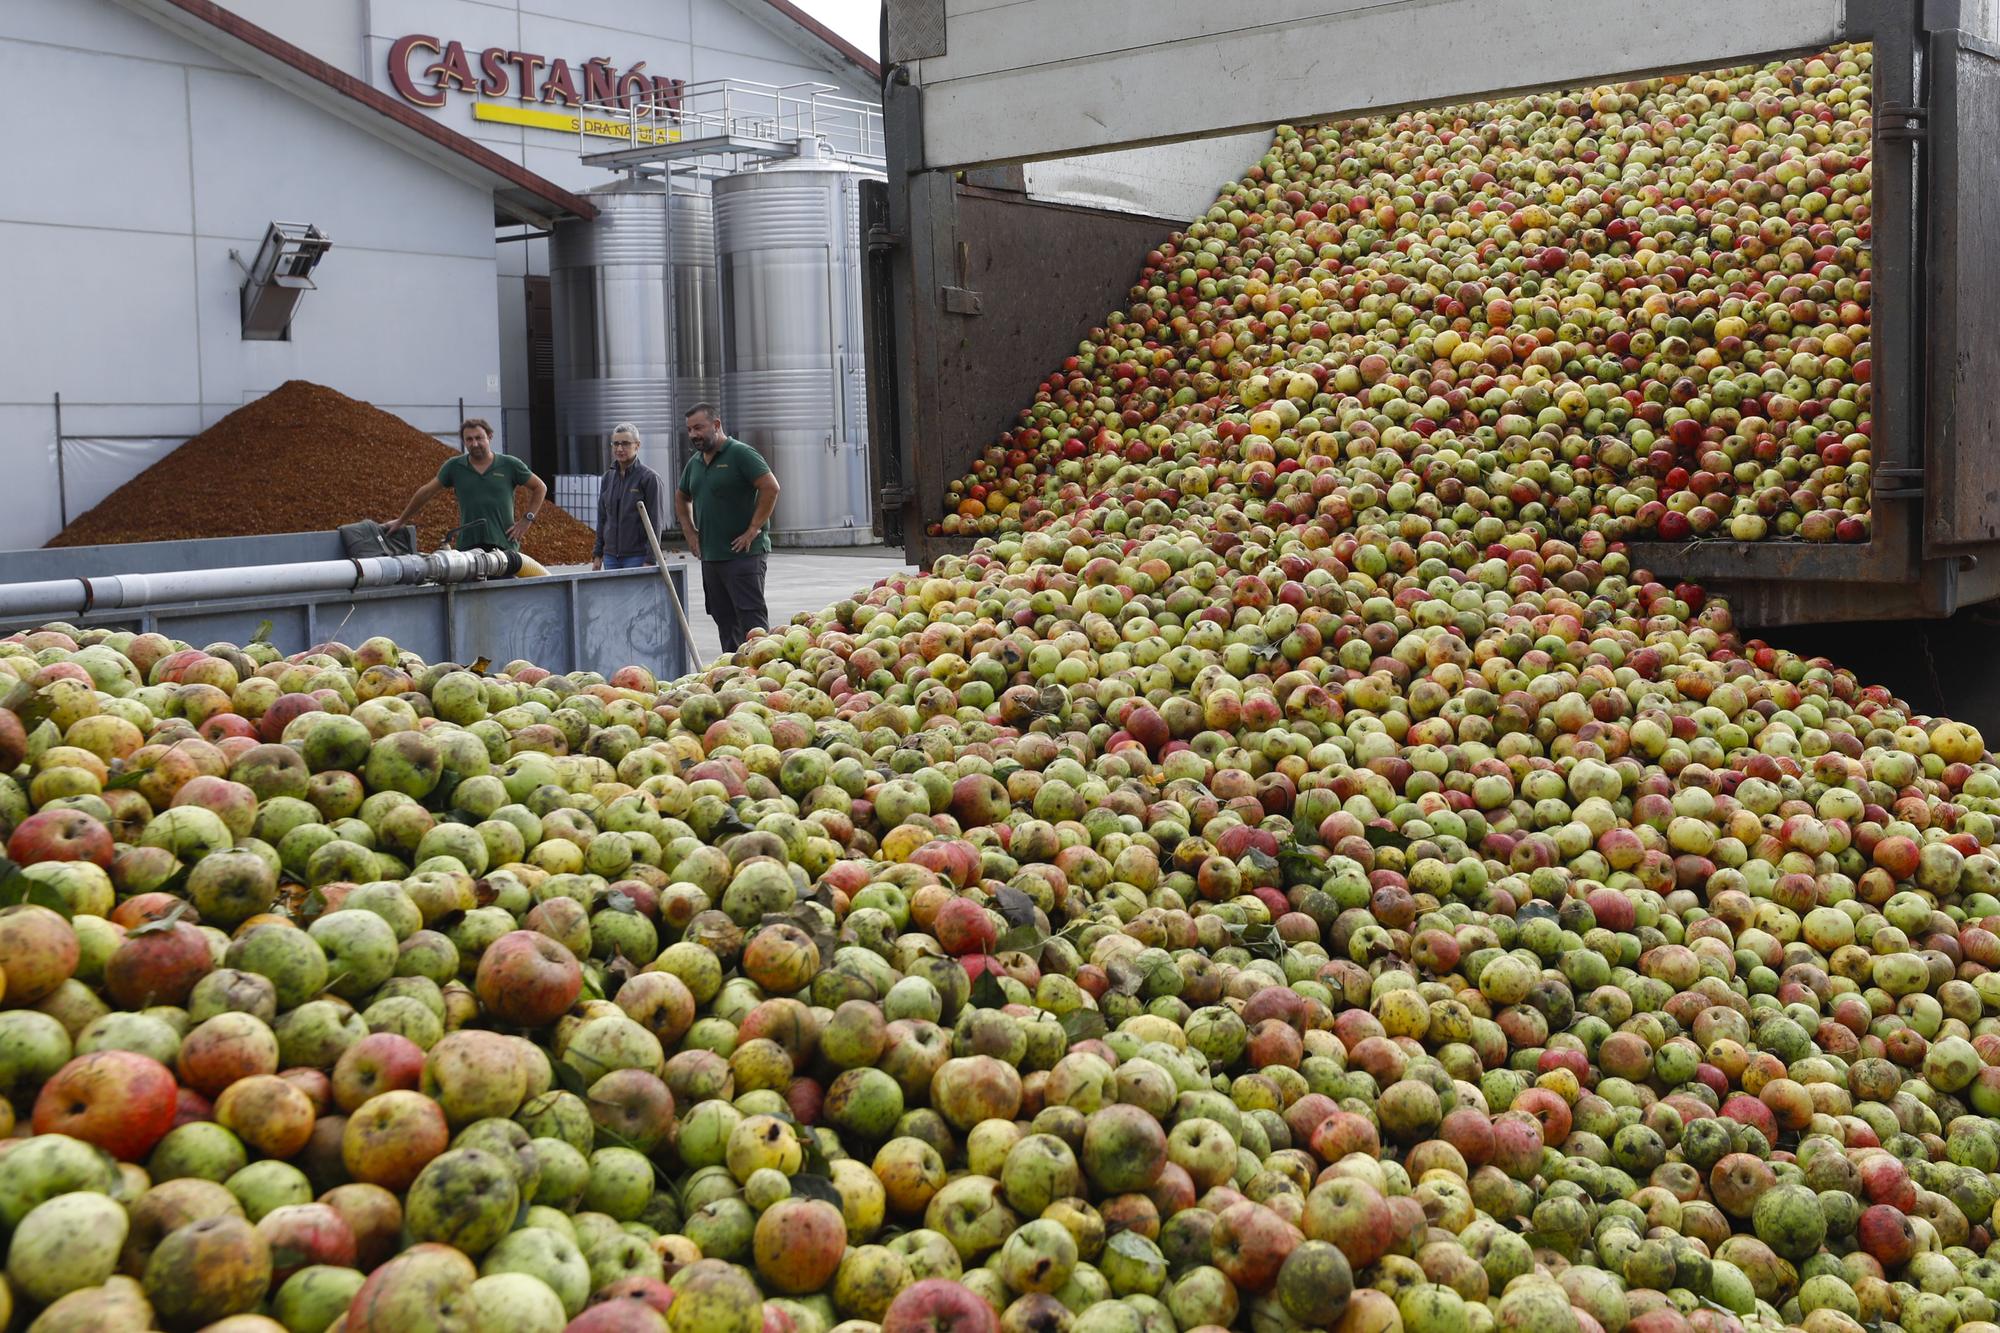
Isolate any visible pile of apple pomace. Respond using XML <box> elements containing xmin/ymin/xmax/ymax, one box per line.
<box><xmin>2</xmin><ymin>41</ymin><xmax>1985</xmax><ymax>1333</ymax></box>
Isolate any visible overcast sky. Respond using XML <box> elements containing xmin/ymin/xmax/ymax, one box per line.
<box><xmin>802</xmin><ymin>0</ymin><xmax>881</xmax><ymax>57</ymax></box>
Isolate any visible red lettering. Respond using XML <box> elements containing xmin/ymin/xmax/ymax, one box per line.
<box><xmin>390</xmin><ymin>35</ymin><xmax>681</xmax><ymax>116</ymax></box>
<box><xmin>387</xmin><ymin>33</ymin><xmax>445</xmax><ymax>108</ymax></box>
<box><xmin>617</xmin><ymin>65</ymin><xmax>653</xmax><ymax>112</ymax></box>
<box><xmin>425</xmin><ymin>40</ymin><xmax>477</xmax><ymax>95</ymax></box>
<box><xmin>507</xmin><ymin>50</ymin><xmax>547</xmax><ymax>102</ymax></box>
<box><xmin>478</xmin><ymin>47</ymin><xmax>510</xmax><ymax>97</ymax></box>
<box><xmin>584</xmin><ymin>57</ymin><xmax>617</xmax><ymax>106</ymax></box>
<box><xmin>539</xmin><ymin>57</ymin><xmax>579</xmax><ymax>106</ymax></box>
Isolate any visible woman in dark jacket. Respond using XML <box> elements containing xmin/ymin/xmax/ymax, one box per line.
<box><xmin>592</xmin><ymin>422</ymin><xmax>667</xmax><ymax>570</ymax></box>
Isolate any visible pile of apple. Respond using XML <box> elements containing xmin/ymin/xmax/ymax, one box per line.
<box><xmin>936</xmin><ymin>46</ymin><xmax>1872</xmax><ymax>545</ymax></box>
<box><xmin>0</xmin><ymin>491</ymin><xmax>1994</xmax><ymax>1333</ymax></box>
<box><xmin>2</xmin><ymin>37</ymin><xmax>1994</xmax><ymax>1333</ymax></box>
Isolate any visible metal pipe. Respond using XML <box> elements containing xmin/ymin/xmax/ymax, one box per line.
<box><xmin>0</xmin><ymin>548</ymin><xmax>520</xmax><ymax>620</ymax></box>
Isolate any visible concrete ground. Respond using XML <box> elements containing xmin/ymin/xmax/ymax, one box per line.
<box><xmin>676</xmin><ymin>544</ymin><xmax>912</xmax><ymax>665</ymax></box>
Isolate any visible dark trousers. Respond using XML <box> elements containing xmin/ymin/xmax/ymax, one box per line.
<box><xmin>701</xmin><ymin>554</ymin><xmax>769</xmax><ymax>655</ymax></box>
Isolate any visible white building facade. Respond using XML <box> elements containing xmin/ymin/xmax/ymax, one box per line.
<box><xmin>1</xmin><ymin>0</ymin><xmax>878</xmax><ymax>547</ymax></box>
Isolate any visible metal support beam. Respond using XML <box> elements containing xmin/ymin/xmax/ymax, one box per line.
<box><xmin>905</xmin><ymin>0</ymin><xmax>1848</xmax><ymax>169</ymax></box>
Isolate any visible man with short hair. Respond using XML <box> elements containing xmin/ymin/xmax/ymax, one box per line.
<box><xmin>676</xmin><ymin>402</ymin><xmax>780</xmax><ymax>655</ymax></box>
<box><xmin>387</xmin><ymin>418</ymin><xmax>546</xmax><ymax>552</ymax></box>
<box><xmin>592</xmin><ymin>423</ymin><xmax>667</xmax><ymax>571</ymax></box>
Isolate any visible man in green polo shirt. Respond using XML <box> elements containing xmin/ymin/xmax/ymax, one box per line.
<box><xmin>386</xmin><ymin>418</ymin><xmax>547</xmax><ymax>552</ymax></box>
<box><xmin>676</xmin><ymin>402</ymin><xmax>781</xmax><ymax>655</ymax></box>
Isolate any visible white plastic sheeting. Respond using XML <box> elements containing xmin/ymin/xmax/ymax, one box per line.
<box><xmin>57</xmin><ymin>436</ymin><xmax>185</xmax><ymax>522</ymax></box>
<box><xmin>20</xmin><ymin>437</ymin><xmax>185</xmax><ymax>549</ymax></box>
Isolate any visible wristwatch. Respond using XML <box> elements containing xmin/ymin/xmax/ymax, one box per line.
<box><xmin>524</xmin><ymin>511</ymin><xmax>539</xmax><ymax>523</ymax></box>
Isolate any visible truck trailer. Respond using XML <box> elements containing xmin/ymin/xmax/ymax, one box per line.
<box><xmin>864</xmin><ymin>0</ymin><xmax>2000</xmax><ymax>644</ymax></box>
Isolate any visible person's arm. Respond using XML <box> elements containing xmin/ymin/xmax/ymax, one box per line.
<box><xmin>644</xmin><ymin>471</ymin><xmax>667</xmax><ymax>545</ymax></box>
<box><xmin>386</xmin><ymin>477</ymin><xmax>444</xmax><ymax>533</ymax></box>
<box><xmin>592</xmin><ymin>471</ymin><xmax>609</xmax><ymax>570</ymax></box>
<box><xmin>731</xmin><ymin>473</ymin><xmax>781</xmax><ymax>553</ymax></box>
<box><xmin>676</xmin><ymin>489</ymin><xmax>699</xmax><ymax>552</ymax></box>
<box><xmin>507</xmin><ymin>471</ymin><xmax>549</xmax><ymax>544</ymax></box>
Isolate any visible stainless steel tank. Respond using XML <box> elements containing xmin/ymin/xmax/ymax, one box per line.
<box><xmin>551</xmin><ymin>181</ymin><xmax>721</xmax><ymax>520</ymax></box>
<box><xmin>713</xmin><ymin>141</ymin><xmax>882</xmax><ymax>546</ymax></box>
<box><xmin>551</xmin><ymin>180</ymin><xmax>672</xmax><ymax>482</ymax></box>
<box><xmin>672</xmin><ymin>189</ymin><xmax>723</xmax><ymax>479</ymax></box>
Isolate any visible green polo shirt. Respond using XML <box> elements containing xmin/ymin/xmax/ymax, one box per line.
<box><xmin>438</xmin><ymin>452</ymin><xmax>533</xmax><ymax>551</ymax></box>
<box><xmin>678</xmin><ymin>438</ymin><xmax>773</xmax><ymax>562</ymax></box>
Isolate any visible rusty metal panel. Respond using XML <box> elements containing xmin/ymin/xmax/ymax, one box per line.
<box><xmin>1927</xmin><ymin>29</ymin><xmax>2000</xmax><ymax>550</ymax></box>
<box><xmin>927</xmin><ymin>189</ymin><xmax>1173</xmax><ymax>501</ymax></box>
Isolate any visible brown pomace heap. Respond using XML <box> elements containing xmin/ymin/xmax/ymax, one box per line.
<box><xmin>46</xmin><ymin>381</ymin><xmax>599</xmax><ymax>565</ymax></box>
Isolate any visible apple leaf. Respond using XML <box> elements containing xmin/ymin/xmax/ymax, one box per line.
<box><xmin>1053</xmin><ymin>916</ymin><xmax>1094</xmax><ymax>943</ymax></box>
<box><xmin>128</xmin><ymin>901</ymin><xmax>189</xmax><ymax>936</ymax></box>
<box><xmin>1104</xmin><ymin>958</ymin><xmax>1145</xmax><ymax>997</ymax></box>
<box><xmin>1364</xmin><ymin>822</ymin><xmax>1404</xmax><ymax>849</ymax></box>
<box><xmin>788</xmin><ymin>1173</ymin><xmax>843</xmax><ymax>1207</ymax></box>
<box><xmin>797</xmin><ymin>1130</ymin><xmax>833</xmax><ymax>1179</ymax></box>
<box><xmin>551</xmin><ymin>1060</ymin><xmax>590</xmax><ymax>1099</ymax></box>
<box><xmin>1059</xmin><ymin>1008</ymin><xmax>1108</xmax><ymax>1043</ymax></box>
<box><xmin>0</xmin><ymin>858</ymin><xmax>28</xmax><ymax>909</ymax></box>
<box><xmin>469</xmin><ymin>656</ymin><xmax>492</xmax><ymax>675</ymax></box>
<box><xmin>602</xmin><ymin>950</ymin><xmax>637</xmax><ymax>998</ymax></box>
<box><xmin>1236</xmin><ymin>921</ymin><xmax>1288</xmax><ymax>962</ymax></box>
<box><xmin>1243</xmin><ymin>847</ymin><xmax>1280</xmax><ymax>878</ymax></box>
<box><xmin>996</xmin><ymin>922</ymin><xmax>1043</xmax><ymax>954</ymax></box>
<box><xmin>968</xmin><ymin>970</ymin><xmax>1008</xmax><ymax>1010</ymax></box>
<box><xmin>1142</xmin><ymin>954</ymin><xmax>1181</xmax><ymax>992</ymax></box>
<box><xmin>604</xmin><ymin>891</ymin><xmax>637</xmax><ymax>915</ymax></box>
<box><xmin>8</xmin><ymin>686</ymin><xmax>58</xmax><ymax>731</ymax></box>
<box><xmin>102</xmin><ymin>761</ymin><xmax>153</xmax><ymax>792</ymax></box>
<box><xmin>1107</xmin><ymin>1230</ymin><xmax>1158</xmax><ymax>1262</ymax></box>
<box><xmin>1275</xmin><ymin>837</ymin><xmax>1328</xmax><ymax>887</ymax></box>
<box><xmin>767</xmin><ymin>906</ymin><xmax>837</xmax><ymax>962</ymax></box>
<box><xmin>992</xmin><ymin>886</ymin><xmax>1038</xmax><ymax>928</ymax></box>
<box><xmin>249</xmin><ymin>620</ymin><xmax>274</xmax><ymax>646</ymax></box>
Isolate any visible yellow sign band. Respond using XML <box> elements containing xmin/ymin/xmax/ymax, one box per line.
<box><xmin>472</xmin><ymin>101</ymin><xmax>682</xmax><ymax>144</ymax></box>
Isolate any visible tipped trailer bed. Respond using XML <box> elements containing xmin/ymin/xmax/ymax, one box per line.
<box><xmin>866</xmin><ymin>0</ymin><xmax>2000</xmax><ymax>629</ymax></box>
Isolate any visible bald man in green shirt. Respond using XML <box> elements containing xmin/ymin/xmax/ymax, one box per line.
<box><xmin>676</xmin><ymin>402</ymin><xmax>780</xmax><ymax>655</ymax></box>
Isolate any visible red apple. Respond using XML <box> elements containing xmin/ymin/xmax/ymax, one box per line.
<box><xmin>882</xmin><ymin>1279</ymin><xmax>1001</xmax><ymax>1333</ymax></box>
<box><xmin>32</xmin><ymin>1050</ymin><xmax>179</xmax><ymax>1161</ymax></box>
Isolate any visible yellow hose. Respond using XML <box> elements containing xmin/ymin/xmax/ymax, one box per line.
<box><xmin>515</xmin><ymin>553</ymin><xmax>549</xmax><ymax>578</ymax></box>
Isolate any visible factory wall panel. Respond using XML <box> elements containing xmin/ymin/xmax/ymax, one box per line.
<box><xmin>0</xmin><ymin>1</ymin><xmax>504</xmax><ymax>547</ymax></box>
<box><xmin>219</xmin><ymin>0</ymin><xmax>368</xmax><ymax>76</ymax></box>
<box><xmin>185</xmin><ymin>66</ymin><xmax>499</xmax><ymax>259</ymax></box>
<box><xmin>4</xmin><ymin>0</ymin><xmax>234</xmax><ymax>70</ymax></box>
<box><xmin>0</xmin><ymin>36</ymin><xmax>197</xmax><ymax>234</ymax></box>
